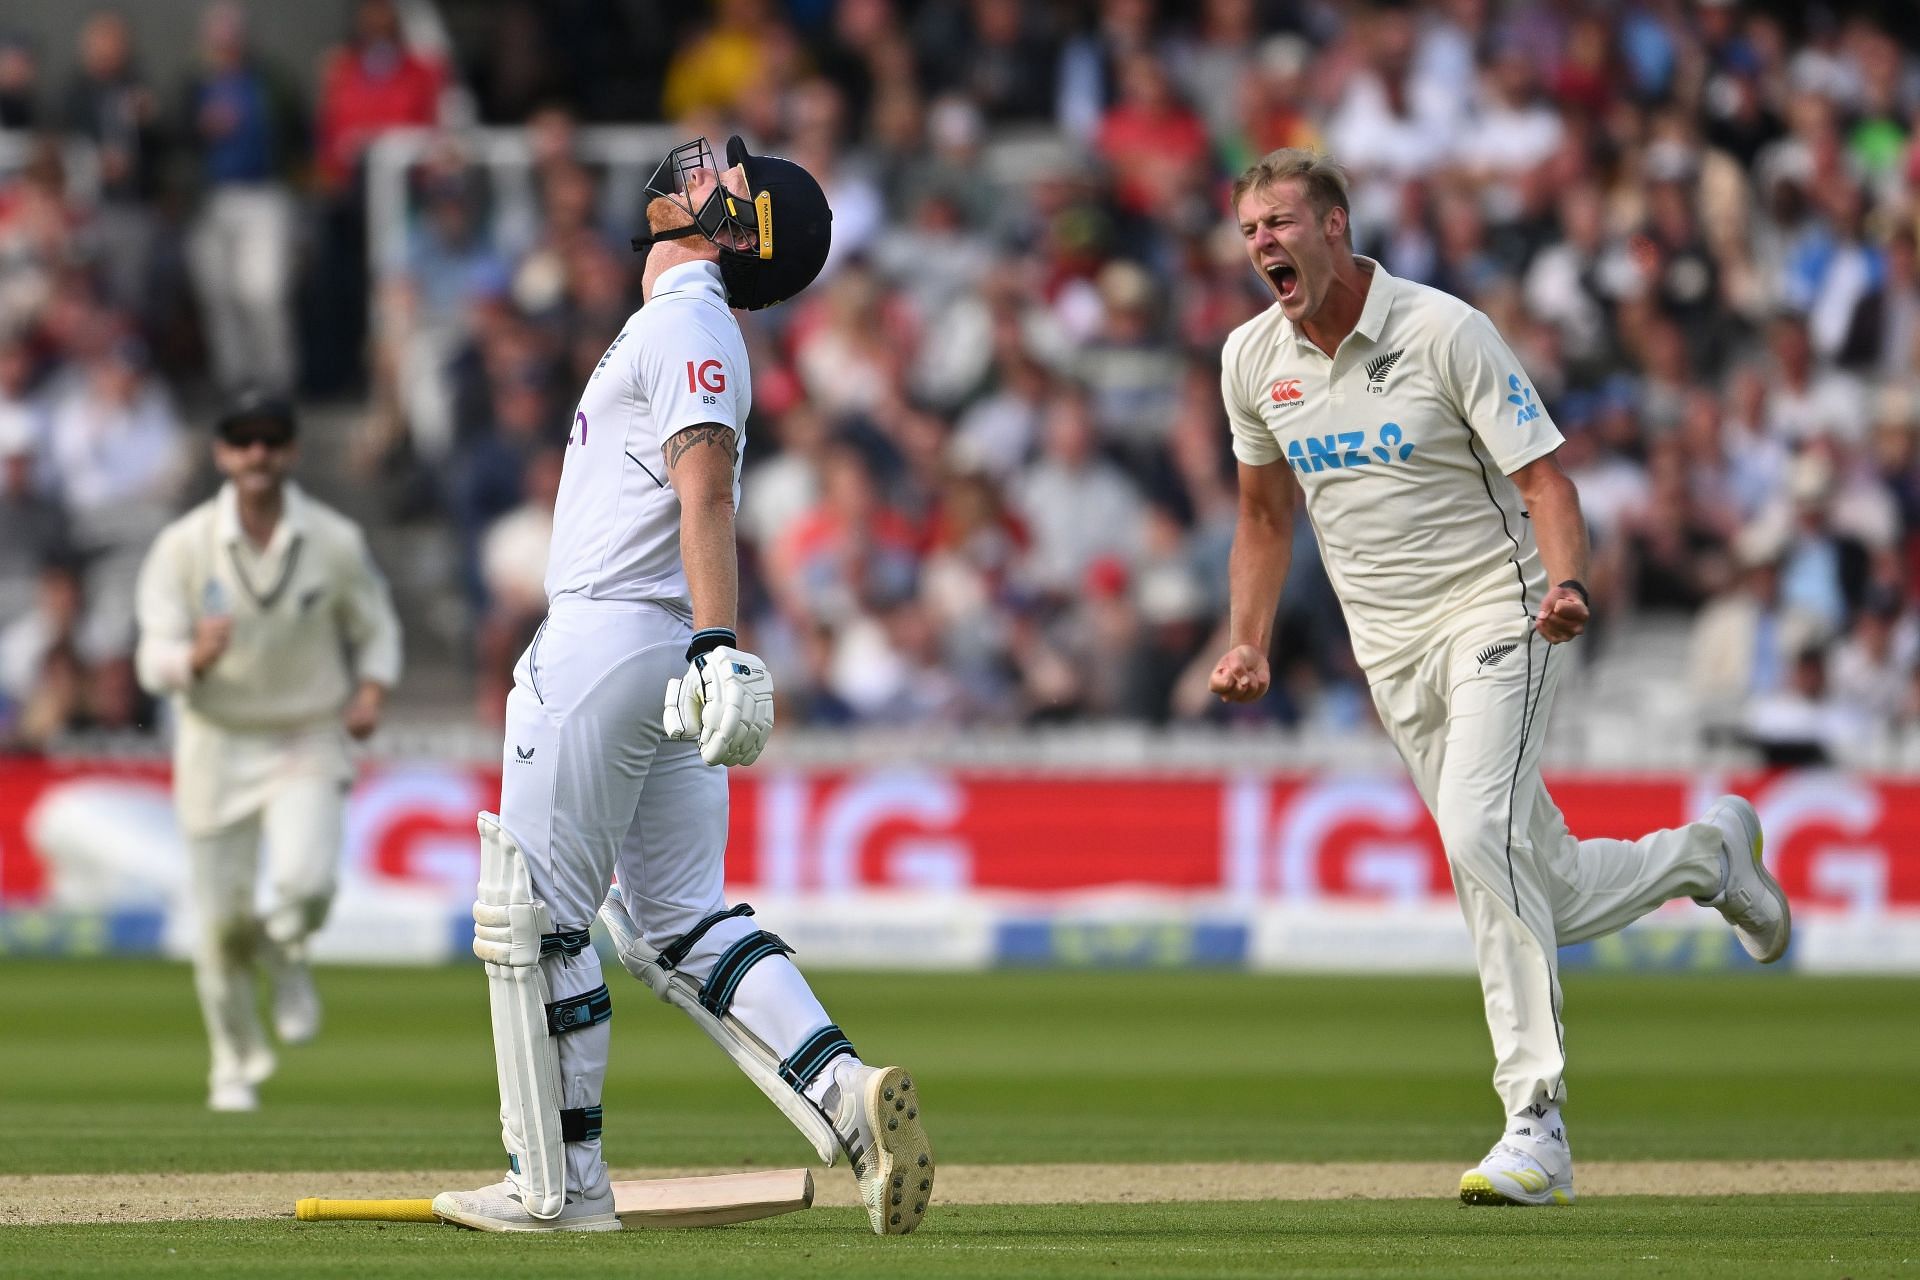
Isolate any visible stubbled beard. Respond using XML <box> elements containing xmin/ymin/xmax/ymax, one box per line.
<box><xmin>647</xmin><ymin>194</ymin><xmax>696</xmax><ymax>236</ymax></box>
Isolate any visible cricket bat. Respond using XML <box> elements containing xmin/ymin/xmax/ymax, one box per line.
<box><xmin>293</xmin><ymin>1168</ymin><xmax>813</xmax><ymax>1228</ymax></box>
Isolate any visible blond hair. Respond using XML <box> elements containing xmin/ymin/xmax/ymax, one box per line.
<box><xmin>1230</xmin><ymin>149</ymin><xmax>1352</xmax><ymax>243</ymax></box>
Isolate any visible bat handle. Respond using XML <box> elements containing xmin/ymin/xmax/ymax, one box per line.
<box><xmin>295</xmin><ymin>1197</ymin><xmax>440</xmax><ymax>1223</ymax></box>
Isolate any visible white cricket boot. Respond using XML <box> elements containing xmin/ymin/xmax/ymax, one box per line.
<box><xmin>432</xmin><ymin>1178</ymin><xmax>620</xmax><ymax>1232</ymax></box>
<box><xmin>267</xmin><ymin>943</ymin><xmax>322</xmax><ymax>1044</ymax></box>
<box><xmin>826</xmin><ymin>1062</ymin><xmax>934</xmax><ymax>1235</ymax></box>
<box><xmin>207</xmin><ymin>1080</ymin><xmax>258</xmax><ymax>1112</ymax></box>
<box><xmin>1459</xmin><ymin>1128</ymin><xmax>1574</xmax><ymax>1206</ymax></box>
<box><xmin>1699</xmin><ymin>796</ymin><xmax>1791</xmax><ymax>963</ymax></box>
<box><xmin>207</xmin><ymin>1042</ymin><xmax>276</xmax><ymax>1111</ymax></box>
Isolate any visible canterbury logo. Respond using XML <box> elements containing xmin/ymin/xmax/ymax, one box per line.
<box><xmin>1475</xmin><ymin>642</ymin><xmax>1518</xmax><ymax>669</ymax></box>
<box><xmin>1365</xmin><ymin>349</ymin><xmax>1403</xmax><ymax>385</ymax></box>
<box><xmin>1270</xmin><ymin>378</ymin><xmax>1303</xmax><ymax>403</ymax></box>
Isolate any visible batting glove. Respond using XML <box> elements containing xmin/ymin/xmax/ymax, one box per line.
<box><xmin>664</xmin><ymin>629</ymin><xmax>775</xmax><ymax>767</ymax></box>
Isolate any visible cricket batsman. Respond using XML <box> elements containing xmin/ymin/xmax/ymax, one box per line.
<box><xmin>432</xmin><ymin>136</ymin><xmax>934</xmax><ymax>1234</ymax></box>
<box><xmin>135</xmin><ymin>392</ymin><xmax>402</xmax><ymax>1111</ymax></box>
<box><xmin>1208</xmin><ymin>150</ymin><xmax>1790</xmax><ymax>1206</ymax></box>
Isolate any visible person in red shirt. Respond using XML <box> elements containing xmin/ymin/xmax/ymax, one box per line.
<box><xmin>1096</xmin><ymin>52</ymin><xmax>1212</xmax><ymax>219</ymax></box>
<box><xmin>314</xmin><ymin>0</ymin><xmax>443</xmax><ymax>194</ymax></box>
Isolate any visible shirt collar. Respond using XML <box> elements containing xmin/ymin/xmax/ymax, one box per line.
<box><xmin>651</xmin><ymin>259</ymin><xmax>727</xmax><ymax>300</ymax></box>
<box><xmin>1284</xmin><ymin>254</ymin><xmax>1398</xmax><ymax>349</ymax></box>
<box><xmin>216</xmin><ymin>480</ymin><xmax>305</xmax><ymax>556</ymax></box>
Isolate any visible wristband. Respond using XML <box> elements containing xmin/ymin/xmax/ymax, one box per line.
<box><xmin>1556</xmin><ymin>580</ymin><xmax>1591</xmax><ymax>609</ymax></box>
<box><xmin>686</xmin><ymin>627</ymin><xmax>737</xmax><ymax>662</ymax></box>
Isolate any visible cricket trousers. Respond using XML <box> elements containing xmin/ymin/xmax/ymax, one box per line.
<box><xmin>1368</xmin><ymin>614</ymin><xmax>1723</xmax><ymax>1119</ymax></box>
<box><xmin>497</xmin><ymin>597</ymin><xmax>847</xmax><ymax>1195</ymax></box>
<box><xmin>182</xmin><ymin>736</ymin><xmax>347</xmax><ymax>1093</ymax></box>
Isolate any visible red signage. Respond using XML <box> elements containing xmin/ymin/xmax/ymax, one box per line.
<box><xmin>2</xmin><ymin>761</ymin><xmax>1916</xmax><ymax>913</ymax></box>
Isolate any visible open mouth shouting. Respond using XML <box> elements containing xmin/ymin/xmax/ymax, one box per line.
<box><xmin>1266</xmin><ymin>261</ymin><xmax>1300</xmax><ymax>302</ymax></box>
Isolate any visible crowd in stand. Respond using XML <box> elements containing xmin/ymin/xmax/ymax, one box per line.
<box><xmin>4</xmin><ymin>0</ymin><xmax>1920</xmax><ymax>766</ymax></box>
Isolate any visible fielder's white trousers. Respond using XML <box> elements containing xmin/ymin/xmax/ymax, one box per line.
<box><xmin>1368</xmin><ymin>613</ymin><xmax>1723</xmax><ymax>1119</ymax></box>
<box><xmin>183</xmin><ymin>758</ymin><xmax>344</xmax><ymax>1091</ymax></box>
<box><xmin>498</xmin><ymin>597</ymin><xmax>843</xmax><ymax>1193</ymax></box>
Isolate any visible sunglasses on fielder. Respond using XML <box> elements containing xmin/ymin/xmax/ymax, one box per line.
<box><xmin>219</xmin><ymin>424</ymin><xmax>294</xmax><ymax>449</ymax></box>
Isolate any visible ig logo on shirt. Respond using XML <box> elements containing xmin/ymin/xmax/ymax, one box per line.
<box><xmin>688</xmin><ymin>359</ymin><xmax>727</xmax><ymax>405</ymax></box>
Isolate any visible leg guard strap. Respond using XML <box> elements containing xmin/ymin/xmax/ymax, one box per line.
<box><xmin>559</xmin><ymin>1105</ymin><xmax>603</xmax><ymax>1143</ymax></box>
<box><xmin>658</xmin><ymin>902</ymin><xmax>755</xmax><ymax>970</ymax></box>
<box><xmin>545</xmin><ymin>984</ymin><xmax>612</xmax><ymax>1037</ymax></box>
<box><xmin>541</xmin><ymin>927</ymin><xmax>592</xmax><ymax>957</ymax></box>
<box><xmin>779</xmin><ymin>1023</ymin><xmax>856</xmax><ymax>1091</ymax></box>
<box><xmin>700</xmin><ymin>930</ymin><xmax>793</xmax><ymax>1017</ymax></box>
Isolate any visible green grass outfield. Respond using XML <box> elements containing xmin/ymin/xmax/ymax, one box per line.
<box><xmin>6</xmin><ymin>1199</ymin><xmax>1918</xmax><ymax>1280</ymax></box>
<box><xmin>1</xmin><ymin>961</ymin><xmax>1916</xmax><ymax>1277</ymax></box>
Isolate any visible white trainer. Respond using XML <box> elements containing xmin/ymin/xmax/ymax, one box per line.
<box><xmin>1459</xmin><ymin>1132</ymin><xmax>1574</xmax><ymax>1206</ymax></box>
<box><xmin>432</xmin><ymin>1178</ymin><xmax>620</xmax><ymax>1232</ymax></box>
<box><xmin>828</xmin><ymin>1063</ymin><xmax>934</xmax><ymax>1235</ymax></box>
<box><xmin>1700</xmin><ymin>795</ymin><xmax>1791</xmax><ymax>963</ymax></box>
<box><xmin>270</xmin><ymin>956</ymin><xmax>322</xmax><ymax>1045</ymax></box>
<box><xmin>207</xmin><ymin>1080</ymin><xmax>258</xmax><ymax>1112</ymax></box>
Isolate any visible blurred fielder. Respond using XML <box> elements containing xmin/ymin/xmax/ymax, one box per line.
<box><xmin>433</xmin><ymin>136</ymin><xmax>934</xmax><ymax>1234</ymax></box>
<box><xmin>1209</xmin><ymin>150</ymin><xmax>1790</xmax><ymax>1206</ymax></box>
<box><xmin>135</xmin><ymin>392</ymin><xmax>401</xmax><ymax>1111</ymax></box>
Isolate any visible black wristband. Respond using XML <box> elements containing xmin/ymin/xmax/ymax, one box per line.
<box><xmin>686</xmin><ymin>628</ymin><xmax>737</xmax><ymax>663</ymax></box>
<box><xmin>1557</xmin><ymin>580</ymin><xmax>1591</xmax><ymax>609</ymax></box>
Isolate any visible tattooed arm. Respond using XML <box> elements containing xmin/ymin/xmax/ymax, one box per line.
<box><xmin>664</xmin><ymin>423</ymin><xmax>740</xmax><ymax>633</ymax></box>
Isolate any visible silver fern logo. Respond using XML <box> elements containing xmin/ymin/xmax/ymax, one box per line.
<box><xmin>1365</xmin><ymin>349</ymin><xmax>1403</xmax><ymax>393</ymax></box>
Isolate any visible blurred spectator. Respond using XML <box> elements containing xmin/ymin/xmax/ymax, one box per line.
<box><xmin>1689</xmin><ymin>522</ymin><xmax>1795</xmax><ymax>735</ymax></box>
<box><xmin>0</xmin><ymin>34</ymin><xmax>39</xmax><ymax>129</ymax></box>
<box><xmin>1011</xmin><ymin>385</ymin><xmax>1145</xmax><ymax>598</ymax></box>
<box><xmin>772</xmin><ymin>437</ymin><xmax>920</xmax><ymax>623</ymax></box>
<box><xmin>309</xmin><ymin>0</ymin><xmax>446</xmax><ymax>393</ymax></box>
<box><xmin>377</xmin><ymin>162</ymin><xmax>510</xmax><ymax>462</ymax></box>
<box><xmin>1095</xmin><ymin>53</ymin><xmax>1210</xmax><ymax>221</ymax></box>
<box><xmin>1744</xmin><ymin>641</ymin><xmax>1859</xmax><ymax>766</ymax></box>
<box><xmin>0</xmin><ymin>406</ymin><xmax>70</xmax><ymax>622</ymax></box>
<box><xmin>912</xmin><ymin>0</ymin><xmax>1057</xmax><ymax>124</ymax></box>
<box><xmin>1762</xmin><ymin>312</ymin><xmax>1867</xmax><ymax>444</ymax></box>
<box><xmin>61</xmin><ymin>11</ymin><xmax>166</xmax><ymax>319</ymax></box>
<box><xmin>46</xmin><ymin>334</ymin><xmax>183</xmax><ymax>557</ymax></box>
<box><xmin>1768</xmin><ymin>449</ymin><xmax>1872</xmax><ymax>637</ymax></box>
<box><xmin>181</xmin><ymin>2</ymin><xmax>306</xmax><ymax>395</ymax></box>
<box><xmin>662</xmin><ymin>0</ymin><xmax>787</xmax><ymax>121</ymax></box>
<box><xmin>314</xmin><ymin>0</ymin><xmax>444</xmax><ymax>193</ymax></box>
<box><xmin>0</xmin><ymin>558</ymin><xmax>87</xmax><ymax>748</ymax></box>
<box><xmin>1075</xmin><ymin>259</ymin><xmax>1182</xmax><ymax>459</ymax></box>
<box><xmin>1829</xmin><ymin>586</ymin><xmax>1919</xmax><ymax>729</ymax></box>
<box><xmin>474</xmin><ymin>444</ymin><xmax>562</xmax><ymax>723</ymax></box>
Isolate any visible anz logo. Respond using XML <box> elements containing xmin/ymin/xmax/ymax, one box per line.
<box><xmin>1285</xmin><ymin>422</ymin><xmax>1416</xmax><ymax>474</ymax></box>
<box><xmin>1507</xmin><ymin>374</ymin><xmax>1540</xmax><ymax>425</ymax></box>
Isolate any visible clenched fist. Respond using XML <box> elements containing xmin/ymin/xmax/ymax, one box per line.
<box><xmin>1208</xmin><ymin>644</ymin><xmax>1271</xmax><ymax>704</ymax></box>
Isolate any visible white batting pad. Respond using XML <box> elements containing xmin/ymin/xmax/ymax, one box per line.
<box><xmin>473</xmin><ymin>811</ymin><xmax>567</xmax><ymax>1218</ymax></box>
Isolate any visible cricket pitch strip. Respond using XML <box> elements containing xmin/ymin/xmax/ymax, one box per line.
<box><xmin>5</xmin><ymin>1161</ymin><xmax>1919</xmax><ymax>1226</ymax></box>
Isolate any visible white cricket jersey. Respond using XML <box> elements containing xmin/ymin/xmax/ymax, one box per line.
<box><xmin>1221</xmin><ymin>258</ymin><xmax>1564</xmax><ymax>677</ymax></box>
<box><xmin>544</xmin><ymin>260</ymin><xmax>750</xmax><ymax>609</ymax></box>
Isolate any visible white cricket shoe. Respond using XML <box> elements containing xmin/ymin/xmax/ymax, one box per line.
<box><xmin>1459</xmin><ymin>1133</ymin><xmax>1574</xmax><ymax>1206</ymax></box>
<box><xmin>207</xmin><ymin>1080</ymin><xmax>258</xmax><ymax>1112</ymax></box>
<box><xmin>208</xmin><ymin>1043</ymin><xmax>276</xmax><ymax>1111</ymax></box>
<box><xmin>1700</xmin><ymin>795</ymin><xmax>1791</xmax><ymax>963</ymax></box>
<box><xmin>270</xmin><ymin>956</ymin><xmax>322</xmax><ymax>1045</ymax></box>
<box><xmin>828</xmin><ymin>1063</ymin><xmax>934</xmax><ymax>1235</ymax></box>
<box><xmin>432</xmin><ymin>1178</ymin><xmax>620</xmax><ymax>1232</ymax></box>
